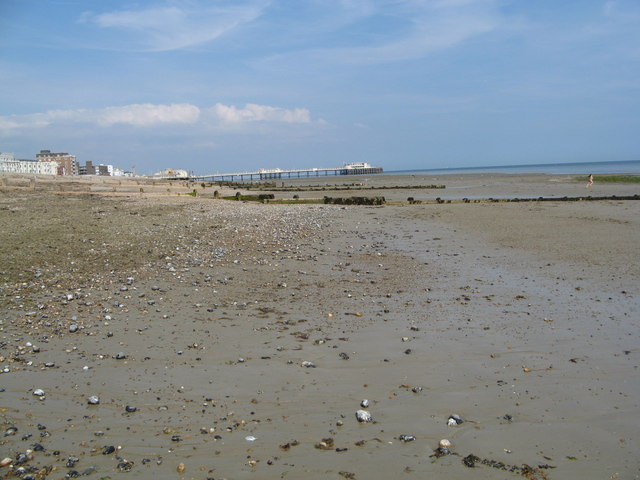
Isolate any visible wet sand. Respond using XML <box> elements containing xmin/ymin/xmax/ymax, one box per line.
<box><xmin>1</xmin><ymin>173</ymin><xmax>638</xmax><ymax>479</ymax></box>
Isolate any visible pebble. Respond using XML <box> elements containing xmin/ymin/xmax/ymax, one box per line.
<box><xmin>32</xmin><ymin>389</ymin><xmax>45</xmax><ymax>397</ymax></box>
<box><xmin>102</xmin><ymin>446</ymin><xmax>116</xmax><ymax>455</ymax></box>
<box><xmin>439</xmin><ymin>439</ymin><xmax>452</xmax><ymax>449</ymax></box>
<box><xmin>301</xmin><ymin>361</ymin><xmax>316</xmax><ymax>368</ymax></box>
<box><xmin>360</xmin><ymin>399</ymin><xmax>369</xmax><ymax>408</ymax></box>
<box><xmin>447</xmin><ymin>414</ymin><xmax>463</xmax><ymax>426</ymax></box>
<box><xmin>87</xmin><ymin>396</ymin><xmax>100</xmax><ymax>405</ymax></box>
<box><xmin>355</xmin><ymin>410</ymin><xmax>372</xmax><ymax>423</ymax></box>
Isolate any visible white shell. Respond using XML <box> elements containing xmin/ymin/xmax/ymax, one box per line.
<box><xmin>439</xmin><ymin>439</ymin><xmax>452</xmax><ymax>448</ymax></box>
<box><xmin>356</xmin><ymin>409</ymin><xmax>372</xmax><ymax>423</ymax></box>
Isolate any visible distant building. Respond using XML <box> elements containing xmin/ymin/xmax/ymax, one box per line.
<box><xmin>36</xmin><ymin>149</ymin><xmax>78</xmax><ymax>176</ymax></box>
<box><xmin>153</xmin><ymin>169</ymin><xmax>189</xmax><ymax>179</ymax></box>
<box><xmin>79</xmin><ymin>160</ymin><xmax>117</xmax><ymax>176</ymax></box>
<box><xmin>0</xmin><ymin>152</ymin><xmax>58</xmax><ymax>175</ymax></box>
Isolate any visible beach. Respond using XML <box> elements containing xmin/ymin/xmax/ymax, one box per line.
<box><xmin>1</xmin><ymin>173</ymin><xmax>638</xmax><ymax>479</ymax></box>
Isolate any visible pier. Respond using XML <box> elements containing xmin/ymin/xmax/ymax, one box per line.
<box><xmin>185</xmin><ymin>163</ymin><xmax>383</xmax><ymax>182</ymax></box>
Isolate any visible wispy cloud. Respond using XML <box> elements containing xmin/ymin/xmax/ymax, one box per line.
<box><xmin>99</xmin><ymin>104</ymin><xmax>201</xmax><ymax>126</ymax></box>
<box><xmin>331</xmin><ymin>11</ymin><xmax>497</xmax><ymax>64</ymax></box>
<box><xmin>0</xmin><ymin>104</ymin><xmax>200</xmax><ymax>129</ymax></box>
<box><xmin>81</xmin><ymin>0</ymin><xmax>268</xmax><ymax>51</ymax></box>
<box><xmin>0</xmin><ymin>102</ymin><xmax>314</xmax><ymax>131</ymax></box>
<box><xmin>213</xmin><ymin>103</ymin><xmax>310</xmax><ymax>124</ymax></box>
<box><xmin>257</xmin><ymin>0</ymin><xmax>503</xmax><ymax>66</ymax></box>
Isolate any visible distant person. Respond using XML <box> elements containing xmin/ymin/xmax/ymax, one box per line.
<box><xmin>586</xmin><ymin>174</ymin><xmax>594</xmax><ymax>188</ymax></box>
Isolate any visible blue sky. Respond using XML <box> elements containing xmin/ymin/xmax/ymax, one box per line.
<box><xmin>1</xmin><ymin>0</ymin><xmax>639</xmax><ymax>174</ymax></box>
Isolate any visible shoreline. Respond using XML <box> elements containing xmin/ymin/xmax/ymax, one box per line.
<box><xmin>1</xmin><ymin>174</ymin><xmax>638</xmax><ymax>479</ymax></box>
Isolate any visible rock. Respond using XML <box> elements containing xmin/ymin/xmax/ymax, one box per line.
<box><xmin>360</xmin><ymin>399</ymin><xmax>369</xmax><ymax>408</ymax></box>
<box><xmin>301</xmin><ymin>361</ymin><xmax>316</xmax><ymax>368</ymax></box>
<box><xmin>355</xmin><ymin>410</ymin><xmax>372</xmax><ymax>423</ymax></box>
<box><xmin>439</xmin><ymin>439</ymin><xmax>452</xmax><ymax>449</ymax></box>
<box><xmin>447</xmin><ymin>414</ymin><xmax>463</xmax><ymax>426</ymax></box>
<box><xmin>117</xmin><ymin>460</ymin><xmax>134</xmax><ymax>471</ymax></box>
<box><xmin>102</xmin><ymin>446</ymin><xmax>116</xmax><ymax>455</ymax></box>
<box><xmin>87</xmin><ymin>396</ymin><xmax>100</xmax><ymax>405</ymax></box>
<box><xmin>314</xmin><ymin>437</ymin><xmax>334</xmax><ymax>450</ymax></box>
<box><xmin>32</xmin><ymin>389</ymin><xmax>45</xmax><ymax>397</ymax></box>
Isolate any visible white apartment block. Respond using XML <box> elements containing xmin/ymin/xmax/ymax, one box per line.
<box><xmin>0</xmin><ymin>152</ymin><xmax>58</xmax><ymax>175</ymax></box>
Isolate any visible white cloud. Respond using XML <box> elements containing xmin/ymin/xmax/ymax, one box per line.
<box><xmin>335</xmin><ymin>13</ymin><xmax>496</xmax><ymax>63</ymax></box>
<box><xmin>97</xmin><ymin>104</ymin><xmax>201</xmax><ymax>126</ymax></box>
<box><xmin>213</xmin><ymin>103</ymin><xmax>311</xmax><ymax>124</ymax></box>
<box><xmin>0</xmin><ymin>104</ymin><xmax>200</xmax><ymax>129</ymax></box>
<box><xmin>258</xmin><ymin>0</ymin><xmax>503</xmax><ymax>66</ymax></box>
<box><xmin>0</xmin><ymin>102</ymin><xmax>315</xmax><ymax>133</ymax></box>
<box><xmin>83</xmin><ymin>1</ymin><xmax>268</xmax><ymax>51</ymax></box>
<box><xmin>361</xmin><ymin>2</ymin><xmax>499</xmax><ymax>62</ymax></box>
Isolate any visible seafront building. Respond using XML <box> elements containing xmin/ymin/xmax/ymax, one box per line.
<box><xmin>1</xmin><ymin>151</ymin><xmax>125</xmax><ymax>177</ymax></box>
<box><xmin>36</xmin><ymin>150</ymin><xmax>78</xmax><ymax>176</ymax></box>
<box><xmin>0</xmin><ymin>152</ymin><xmax>58</xmax><ymax>175</ymax></box>
<box><xmin>79</xmin><ymin>160</ymin><xmax>120</xmax><ymax>176</ymax></box>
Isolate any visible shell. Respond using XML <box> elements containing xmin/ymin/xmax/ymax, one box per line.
<box><xmin>439</xmin><ymin>439</ymin><xmax>452</xmax><ymax>449</ymax></box>
<box><xmin>447</xmin><ymin>414</ymin><xmax>463</xmax><ymax>426</ymax></box>
<box><xmin>355</xmin><ymin>410</ymin><xmax>372</xmax><ymax>423</ymax></box>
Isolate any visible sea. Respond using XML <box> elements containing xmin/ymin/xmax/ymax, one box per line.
<box><xmin>387</xmin><ymin>160</ymin><xmax>640</xmax><ymax>176</ymax></box>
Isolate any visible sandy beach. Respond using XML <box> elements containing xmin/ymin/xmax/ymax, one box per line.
<box><xmin>1</xmin><ymin>173</ymin><xmax>638</xmax><ymax>480</ymax></box>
